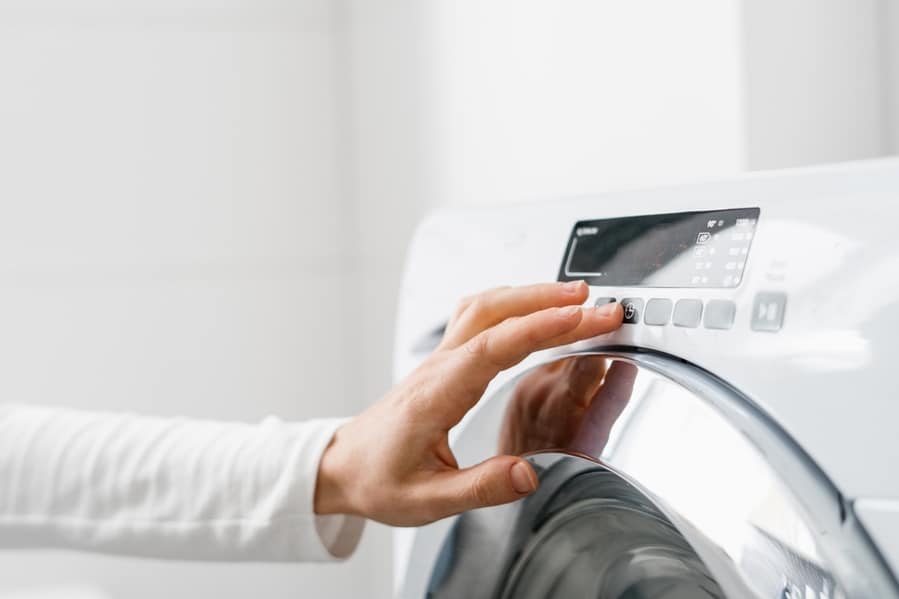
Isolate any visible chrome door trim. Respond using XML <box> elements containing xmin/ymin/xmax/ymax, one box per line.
<box><xmin>401</xmin><ymin>347</ymin><xmax>899</xmax><ymax>599</ymax></box>
<box><xmin>564</xmin><ymin>346</ymin><xmax>899</xmax><ymax>599</ymax></box>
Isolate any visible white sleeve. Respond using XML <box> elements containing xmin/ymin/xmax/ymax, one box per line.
<box><xmin>0</xmin><ymin>404</ymin><xmax>365</xmax><ymax>562</ymax></box>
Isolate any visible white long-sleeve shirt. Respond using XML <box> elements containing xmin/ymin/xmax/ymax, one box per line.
<box><xmin>0</xmin><ymin>404</ymin><xmax>365</xmax><ymax>562</ymax></box>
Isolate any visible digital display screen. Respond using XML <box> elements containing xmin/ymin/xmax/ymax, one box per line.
<box><xmin>557</xmin><ymin>208</ymin><xmax>760</xmax><ymax>288</ymax></box>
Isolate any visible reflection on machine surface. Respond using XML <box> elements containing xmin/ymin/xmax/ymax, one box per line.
<box><xmin>421</xmin><ymin>354</ymin><xmax>896</xmax><ymax>599</ymax></box>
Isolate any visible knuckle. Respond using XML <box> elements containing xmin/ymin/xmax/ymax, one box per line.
<box><xmin>469</xmin><ymin>471</ymin><xmax>493</xmax><ymax>507</ymax></box>
<box><xmin>464</xmin><ymin>331</ymin><xmax>489</xmax><ymax>358</ymax></box>
<box><xmin>467</xmin><ymin>296</ymin><xmax>489</xmax><ymax>318</ymax></box>
<box><xmin>464</xmin><ymin>331</ymin><xmax>509</xmax><ymax>370</ymax></box>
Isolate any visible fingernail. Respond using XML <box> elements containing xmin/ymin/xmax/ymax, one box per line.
<box><xmin>511</xmin><ymin>462</ymin><xmax>537</xmax><ymax>495</ymax></box>
<box><xmin>560</xmin><ymin>305</ymin><xmax>582</xmax><ymax>317</ymax></box>
<box><xmin>562</xmin><ymin>280</ymin><xmax>585</xmax><ymax>294</ymax></box>
<box><xmin>596</xmin><ymin>302</ymin><xmax>620</xmax><ymax>317</ymax></box>
<box><xmin>511</xmin><ymin>461</ymin><xmax>537</xmax><ymax>494</ymax></box>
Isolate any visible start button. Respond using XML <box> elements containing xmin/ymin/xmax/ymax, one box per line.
<box><xmin>751</xmin><ymin>292</ymin><xmax>787</xmax><ymax>332</ymax></box>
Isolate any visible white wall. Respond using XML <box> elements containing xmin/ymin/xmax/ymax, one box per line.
<box><xmin>742</xmin><ymin>0</ymin><xmax>889</xmax><ymax>169</ymax></box>
<box><xmin>421</xmin><ymin>0</ymin><xmax>748</xmax><ymax>205</ymax></box>
<box><xmin>334</xmin><ymin>0</ymin><xmax>435</xmax><ymax>408</ymax></box>
<box><xmin>888</xmin><ymin>0</ymin><xmax>899</xmax><ymax>153</ymax></box>
<box><xmin>0</xmin><ymin>1</ymin><xmax>390</xmax><ymax>597</ymax></box>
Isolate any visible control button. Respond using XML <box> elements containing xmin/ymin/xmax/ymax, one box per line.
<box><xmin>703</xmin><ymin>300</ymin><xmax>736</xmax><ymax>330</ymax></box>
<box><xmin>673</xmin><ymin>299</ymin><xmax>703</xmax><ymax>328</ymax></box>
<box><xmin>644</xmin><ymin>298</ymin><xmax>672</xmax><ymax>326</ymax></box>
<box><xmin>620</xmin><ymin>298</ymin><xmax>643</xmax><ymax>324</ymax></box>
<box><xmin>594</xmin><ymin>297</ymin><xmax>616</xmax><ymax>307</ymax></box>
<box><xmin>751</xmin><ymin>292</ymin><xmax>787</xmax><ymax>332</ymax></box>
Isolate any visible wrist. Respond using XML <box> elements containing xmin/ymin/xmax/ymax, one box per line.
<box><xmin>314</xmin><ymin>424</ymin><xmax>354</xmax><ymax>516</ymax></box>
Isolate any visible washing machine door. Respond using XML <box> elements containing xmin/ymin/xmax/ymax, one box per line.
<box><xmin>403</xmin><ymin>351</ymin><xmax>898</xmax><ymax>599</ymax></box>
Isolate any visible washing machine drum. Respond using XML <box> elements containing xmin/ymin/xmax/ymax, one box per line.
<box><xmin>416</xmin><ymin>354</ymin><xmax>897</xmax><ymax>599</ymax></box>
<box><xmin>493</xmin><ymin>461</ymin><xmax>724</xmax><ymax>599</ymax></box>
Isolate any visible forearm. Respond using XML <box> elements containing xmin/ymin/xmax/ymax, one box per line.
<box><xmin>0</xmin><ymin>404</ymin><xmax>363</xmax><ymax>561</ymax></box>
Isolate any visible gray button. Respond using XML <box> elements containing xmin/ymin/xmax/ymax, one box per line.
<box><xmin>703</xmin><ymin>300</ymin><xmax>736</xmax><ymax>330</ymax></box>
<box><xmin>644</xmin><ymin>298</ymin><xmax>672</xmax><ymax>326</ymax></box>
<box><xmin>620</xmin><ymin>298</ymin><xmax>643</xmax><ymax>324</ymax></box>
<box><xmin>594</xmin><ymin>296</ymin><xmax>616</xmax><ymax>307</ymax></box>
<box><xmin>673</xmin><ymin>299</ymin><xmax>703</xmax><ymax>328</ymax></box>
<box><xmin>751</xmin><ymin>292</ymin><xmax>787</xmax><ymax>332</ymax></box>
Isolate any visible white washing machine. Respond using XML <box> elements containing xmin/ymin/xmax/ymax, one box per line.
<box><xmin>392</xmin><ymin>158</ymin><xmax>899</xmax><ymax>599</ymax></box>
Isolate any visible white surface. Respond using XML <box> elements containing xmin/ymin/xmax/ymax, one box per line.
<box><xmin>742</xmin><ymin>0</ymin><xmax>889</xmax><ymax>169</ymax></box>
<box><xmin>0</xmin><ymin>1</ymin><xmax>391</xmax><ymax>597</ymax></box>
<box><xmin>0</xmin><ymin>586</ymin><xmax>110</xmax><ymax>599</ymax></box>
<box><xmin>856</xmin><ymin>499</ymin><xmax>899</xmax><ymax>581</ymax></box>
<box><xmin>421</xmin><ymin>0</ymin><xmax>747</xmax><ymax>205</ymax></box>
<box><xmin>888</xmin><ymin>0</ymin><xmax>899</xmax><ymax>154</ymax></box>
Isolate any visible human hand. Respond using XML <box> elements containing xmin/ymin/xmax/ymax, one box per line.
<box><xmin>313</xmin><ymin>281</ymin><xmax>623</xmax><ymax>526</ymax></box>
<box><xmin>498</xmin><ymin>356</ymin><xmax>637</xmax><ymax>458</ymax></box>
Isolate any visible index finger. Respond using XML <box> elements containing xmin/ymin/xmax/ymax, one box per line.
<box><xmin>437</xmin><ymin>304</ymin><xmax>622</xmax><ymax>426</ymax></box>
<box><xmin>440</xmin><ymin>281</ymin><xmax>588</xmax><ymax>349</ymax></box>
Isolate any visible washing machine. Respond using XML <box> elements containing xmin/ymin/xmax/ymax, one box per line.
<box><xmin>392</xmin><ymin>158</ymin><xmax>899</xmax><ymax>599</ymax></box>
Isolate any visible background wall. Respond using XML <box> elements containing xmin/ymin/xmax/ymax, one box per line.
<box><xmin>0</xmin><ymin>1</ymin><xmax>897</xmax><ymax>598</ymax></box>
<box><xmin>0</xmin><ymin>0</ymin><xmax>390</xmax><ymax>597</ymax></box>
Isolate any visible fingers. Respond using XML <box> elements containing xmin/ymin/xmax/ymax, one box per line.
<box><xmin>440</xmin><ymin>281</ymin><xmax>588</xmax><ymax>349</ymax></box>
<box><xmin>425</xmin><ymin>456</ymin><xmax>538</xmax><ymax>518</ymax></box>
<box><xmin>539</xmin><ymin>302</ymin><xmax>624</xmax><ymax>348</ymax></box>
<box><xmin>561</xmin><ymin>355</ymin><xmax>608</xmax><ymax>409</ymax></box>
<box><xmin>572</xmin><ymin>360</ymin><xmax>639</xmax><ymax>456</ymax></box>
<box><xmin>459</xmin><ymin>303</ymin><xmax>622</xmax><ymax>383</ymax></box>
<box><xmin>445</xmin><ymin>305</ymin><xmax>584</xmax><ymax>404</ymax></box>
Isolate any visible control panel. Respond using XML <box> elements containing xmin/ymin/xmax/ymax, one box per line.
<box><xmin>594</xmin><ymin>294</ymin><xmax>786</xmax><ymax>332</ymax></box>
<box><xmin>559</xmin><ymin>207</ymin><xmax>787</xmax><ymax>333</ymax></box>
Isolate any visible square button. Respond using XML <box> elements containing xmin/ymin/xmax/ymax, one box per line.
<box><xmin>673</xmin><ymin>299</ymin><xmax>703</xmax><ymax>328</ymax></box>
<box><xmin>703</xmin><ymin>300</ymin><xmax>736</xmax><ymax>330</ymax></box>
<box><xmin>644</xmin><ymin>298</ymin><xmax>672</xmax><ymax>326</ymax></box>
<box><xmin>751</xmin><ymin>292</ymin><xmax>787</xmax><ymax>332</ymax></box>
<box><xmin>620</xmin><ymin>298</ymin><xmax>644</xmax><ymax>324</ymax></box>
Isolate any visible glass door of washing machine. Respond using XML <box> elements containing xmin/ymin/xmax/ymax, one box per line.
<box><xmin>416</xmin><ymin>352</ymin><xmax>898</xmax><ymax>599</ymax></box>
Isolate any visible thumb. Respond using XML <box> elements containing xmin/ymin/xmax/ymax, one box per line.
<box><xmin>430</xmin><ymin>456</ymin><xmax>539</xmax><ymax>518</ymax></box>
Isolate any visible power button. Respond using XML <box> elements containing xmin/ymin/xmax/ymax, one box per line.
<box><xmin>620</xmin><ymin>298</ymin><xmax>644</xmax><ymax>324</ymax></box>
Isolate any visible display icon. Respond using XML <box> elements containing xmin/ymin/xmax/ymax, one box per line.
<box><xmin>696</xmin><ymin>232</ymin><xmax>711</xmax><ymax>245</ymax></box>
<box><xmin>707</xmin><ymin>219</ymin><xmax>717</xmax><ymax>228</ymax></box>
<box><xmin>694</xmin><ymin>247</ymin><xmax>707</xmax><ymax>257</ymax></box>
